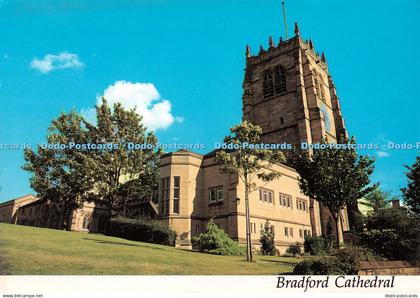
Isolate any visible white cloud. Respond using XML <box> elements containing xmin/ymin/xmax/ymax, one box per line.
<box><xmin>30</xmin><ymin>51</ymin><xmax>84</xmax><ymax>74</ymax></box>
<box><xmin>377</xmin><ymin>151</ymin><xmax>391</xmax><ymax>158</ymax></box>
<box><xmin>373</xmin><ymin>133</ymin><xmax>392</xmax><ymax>158</ymax></box>
<box><xmin>83</xmin><ymin>80</ymin><xmax>182</xmax><ymax>131</ymax></box>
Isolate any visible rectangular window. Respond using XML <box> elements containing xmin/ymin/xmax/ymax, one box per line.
<box><xmin>209</xmin><ymin>186</ymin><xmax>223</xmax><ymax>204</ymax></box>
<box><xmin>259</xmin><ymin>188</ymin><xmax>274</xmax><ymax>204</ymax></box>
<box><xmin>159</xmin><ymin>177</ymin><xmax>170</xmax><ymax>216</ymax></box>
<box><xmin>271</xmin><ymin>225</ymin><xmax>275</xmax><ymax>234</ymax></box>
<box><xmin>290</xmin><ymin>228</ymin><xmax>294</xmax><ymax>238</ymax></box>
<box><xmin>174</xmin><ymin>176</ymin><xmax>180</xmax><ymax>188</ymax></box>
<box><xmin>173</xmin><ymin>176</ymin><xmax>180</xmax><ymax>214</ymax></box>
<box><xmin>284</xmin><ymin>227</ymin><xmax>288</xmax><ymax>237</ymax></box>
<box><xmin>217</xmin><ymin>187</ymin><xmax>223</xmax><ymax>202</ymax></box>
<box><xmin>299</xmin><ymin>229</ymin><xmax>303</xmax><ymax>238</ymax></box>
<box><xmin>195</xmin><ymin>225</ymin><xmax>200</xmax><ymax>235</ymax></box>
<box><xmin>253</xmin><ymin>223</ymin><xmax>256</xmax><ymax>234</ymax></box>
<box><xmin>279</xmin><ymin>193</ymin><xmax>292</xmax><ymax>208</ymax></box>
<box><xmin>297</xmin><ymin>198</ymin><xmax>308</xmax><ymax>212</ymax></box>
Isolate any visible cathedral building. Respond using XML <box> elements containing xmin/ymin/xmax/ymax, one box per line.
<box><xmin>0</xmin><ymin>23</ymin><xmax>350</xmax><ymax>254</ymax></box>
<box><xmin>0</xmin><ymin>194</ymin><xmax>109</xmax><ymax>233</ymax></box>
<box><xmin>157</xmin><ymin>23</ymin><xmax>350</xmax><ymax>252</ymax></box>
<box><xmin>242</xmin><ymin>23</ymin><xmax>347</xmax><ymax>147</ymax></box>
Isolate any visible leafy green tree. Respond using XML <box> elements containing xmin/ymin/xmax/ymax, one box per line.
<box><xmin>23</xmin><ymin>111</ymin><xmax>95</xmax><ymax>229</ymax></box>
<box><xmin>23</xmin><ymin>99</ymin><xmax>162</xmax><ymax>229</ymax></box>
<box><xmin>401</xmin><ymin>156</ymin><xmax>420</xmax><ymax>214</ymax></box>
<box><xmin>360</xmin><ymin>188</ymin><xmax>391</xmax><ymax>212</ymax></box>
<box><xmin>84</xmin><ymin>98</ymin><xmax>161</xmax><ymax>213</ymax></box>
<box><xmin>288</xmin><ymin>137</ymin><xmax>377</xmax><ymax>245</ymax></box>
<box><xmin>215</xmin><ymin>121</ymin><xmax>284</xmax><ymax>261</ymax></box>
<box><xmin>360</xmin><ymin>207</ymin><xmax>420</xmax><ymax>262</ymax></box>
<box><xmin>260</xmin><ymin>221</ymin><xmax>277</xmax><ymax>255</ymax></box>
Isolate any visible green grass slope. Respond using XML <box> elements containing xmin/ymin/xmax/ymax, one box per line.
<box><xmin>0</xmin><ymin>223</ymin><xmax>301</xmax><ymax>275</ymax></box>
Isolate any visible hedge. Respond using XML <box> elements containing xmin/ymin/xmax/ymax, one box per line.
<box><xmin>105</xmin><ymin>217</ymin><xmax>177</xmax><ymax>246</ymax></box>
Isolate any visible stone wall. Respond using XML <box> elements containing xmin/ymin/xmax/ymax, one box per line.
<box><xmin>358</xmin><ymin>261</ymin><xmax>420</xmax><ymax>275</ymax></box>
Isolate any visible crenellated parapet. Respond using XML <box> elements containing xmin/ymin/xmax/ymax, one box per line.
<box><xmin>244</xmin><ymin>22</ymin><xmax>328</xmax><ymax>71</ymax></box>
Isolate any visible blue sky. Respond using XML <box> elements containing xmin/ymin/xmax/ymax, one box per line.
<box><xmin>0</xmin><ymin>0</ymin><xmax>419</xmax><ymax>202</ymax></box>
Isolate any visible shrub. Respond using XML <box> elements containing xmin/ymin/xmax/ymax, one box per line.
<box><xmin>303</xmin><ymin>235</ymin><xmax>334</xmax><ymax>255</ymax></box>
<box><xmin>293</xmin><ymin>257</ymin><xmax>357</xmax><ymax>275</ymax></box>
<box><xmin>293</xmin><ymin>250</ymin><xmax>358</xmax><ymax>275</ymax></box>
<box><xmin>260</xmin><ymin>221</ymin><xmax>277</xmax><ymax>255</ymax></box>
<box><xmin>286</xmin><ymin>242</ymin><xmax>302</xmax><ymax>257</ymax></box>
<box><xmin>293</xmin><ymin>245</ymin><xmax>381</xmax><ymax>275</ymax></box>
<box><xmin>293</xmin><ymin>257</ymin><xmax>345</xmax><ymax>275</ymax></box>
<box><xmin>191</xmin><ymin>220</ymin><xmax>245</xmax><ymax>256</ymax></box>
<box><xmin>105</xmin><ymin>217</ymin><xmax>176</xmax><ymax>246</ymax></box>
<box><xmin>337</xmin><ymin>245</ymin><xmax>382</xmax><ymax>262</ymax></box>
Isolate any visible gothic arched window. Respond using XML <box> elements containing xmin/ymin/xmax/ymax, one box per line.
<box><xmin>274</xmin><ymin>66</ymin><xmax>287</xmax><ymax>94</ymax></box>
<box><xmin>262</xmin><ymin>70</ymin><xmax>274</xmax><ymax>98</ymax></box>
<box><xmin>82</xmin><ymin>215</ymin><xmax>91</xmax><ymax>230</ymax></box>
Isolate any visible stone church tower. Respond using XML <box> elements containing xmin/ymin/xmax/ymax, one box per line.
<box><xmin>242</xmin><ymin>23</ymin><xmax>349</xmax><ymax>239</ymax></box>
<box><xmin>242</xmin><ymin>23</ymin><xmax>347</xmax><ymax>146</ymax></box>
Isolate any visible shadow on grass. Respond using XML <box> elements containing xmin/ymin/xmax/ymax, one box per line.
<box><xmin>82</xmin><ymin>238</ymin><xmax>166</xmax><ymax>250</ymax></box>
<box><xmin>258</xmin><ymin>258</ymin><xmax>300</xmax><ymax>267</ymax></box>
<box><xmin>0</xmin><ymin>255</ymin><xmax>9</xmax><ymax>275</ymax></box>
<box><xmin>279</xmin><ymin>271</ymin><xmax>295</xmax><ymax>275</ymax></box>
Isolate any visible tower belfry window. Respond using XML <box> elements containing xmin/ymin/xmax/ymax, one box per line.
<box><xmin>274</xmin><ymin>66</ymin><xmax>287</xmax><ymax>94</ymax></box>
<box><xmin>262</xmin><ymin>70</ymin><xmax>274</xmax><ymax>98</ymax></box>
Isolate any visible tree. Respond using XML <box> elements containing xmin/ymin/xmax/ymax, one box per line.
<box><xmin>23</xmin><ymin>111</ymin><xmax>95</xmax><ymax>229</ymax></box>
<box><xmin>82</xmin><ymin>98</ymin><xmax>161</xmax><ymax>214</ymax></box>
<box><xmin>360</xmin><ymin>206</ymin><xmax>420</xmax><ymax>262</ymax></box>
<box><xmin>288</xmin><ymin>137</ymin><xmax>377</xmax><ymax>245</ymax></box>
<box><xmin>23</xmin><ymin>99</ymin><xmax>162</xmax><ymax>230</ymax></box>
<box><xmin>360</xmin><ymin>188</ymin><xmax>391</xmax><ymax>212</ymax></box>
<box><xmin>401</xmin><ymin>156</ymin><xmax>420</xmax><ymax>214</ymax></box>
<box><xmin>260</xmin><ymin>221</ymin><xmax>277</xmax><ymax>255</ymax></box>
<box><xmin>215</xmin><ymin>121</ymin><xmax>284</xmax><ymax>261</ymax></box>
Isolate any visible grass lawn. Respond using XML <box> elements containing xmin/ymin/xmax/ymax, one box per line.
<box><xmin>0</xmin><ymin>223</ymin><xmax>302</xmax><ymax>275</ymax></box>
